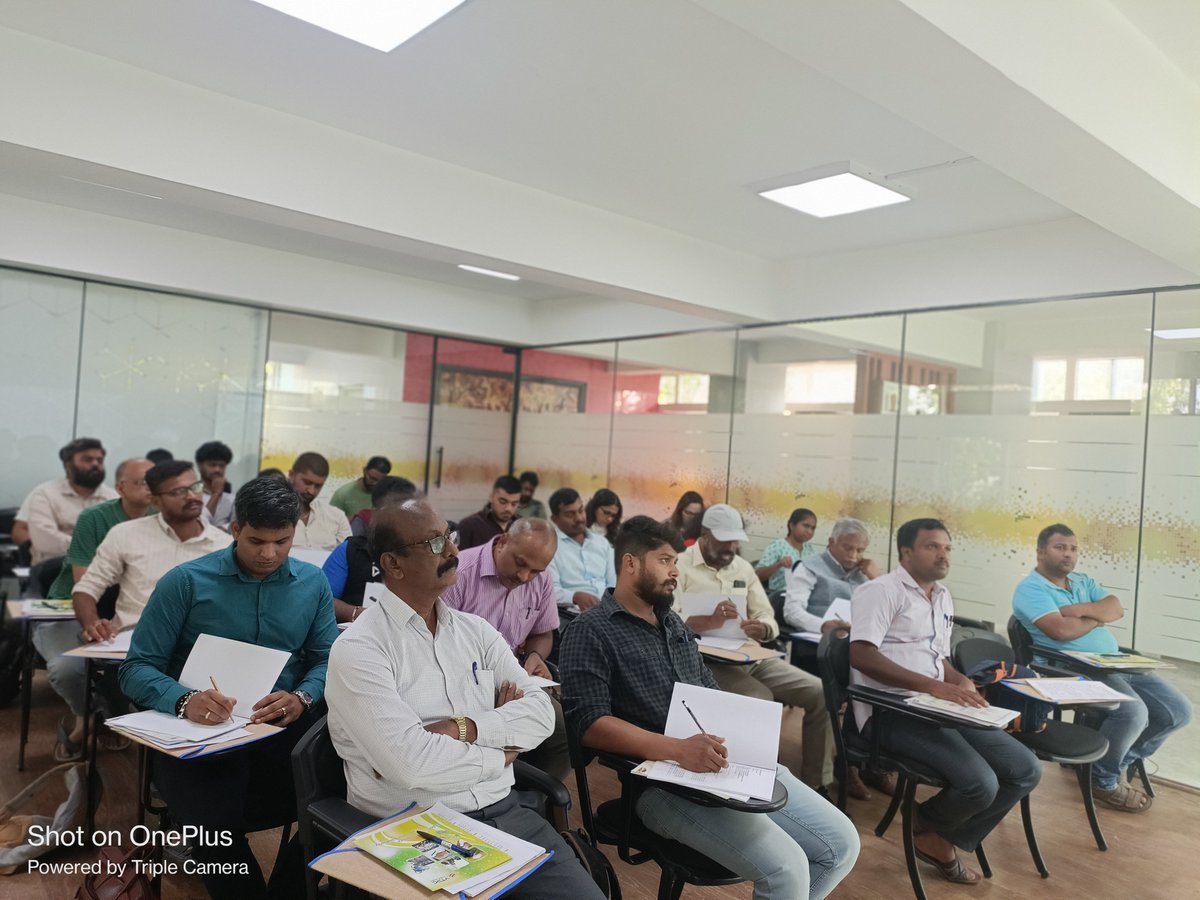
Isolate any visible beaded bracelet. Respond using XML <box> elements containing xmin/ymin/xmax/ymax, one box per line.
<box><xmin>176</xmin><ymin>690</ymin><xmax>200</xmax><ymax>719</ymax></box>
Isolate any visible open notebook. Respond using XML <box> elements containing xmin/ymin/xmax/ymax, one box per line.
<box><xmin>635</xmin><ymin>683</ymin><xmax>781</xmax><ymax>801</ymax></box>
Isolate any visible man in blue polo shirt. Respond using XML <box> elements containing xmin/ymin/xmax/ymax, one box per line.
<box><xmin>121</xmin><ymin>476</ymin><xmax>338</xmax><ymax>899</ymax></box>
<box><xmin>1012</xmin><ymin>523</ymin><xmax>1191</xmax><ymax>814</ymax></box>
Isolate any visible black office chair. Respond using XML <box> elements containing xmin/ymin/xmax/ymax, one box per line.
<box><xmin>1007</xmin><ymin>616</ymin><xmax>1154</xmax><ymax>800</ymax></box>
<box><xmin>292</xmin><ymin>715</ymin><xmax>578</xmax><ymax>900</ymax></box>
<box><xmin>566</xmin><ymin>717</ymin><xmax>786</xmax><ymax>900</ymax></box>
<box><xmin>950</xmin><ymin>620</ymin><xmax>1007</xmax><ymax>655</ymax></box>
<box><xmin>817</xmin><ymin>629</ymin><xmax>1050</xmax><ymax>900</ymax></box>
<box><xmin>953</xmin><ymin>637</ymin><xmax>1109</xmax><ymax>857</ymax></box>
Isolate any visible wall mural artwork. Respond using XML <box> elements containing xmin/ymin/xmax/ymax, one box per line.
<box><xmin>435</xmin><ymin>366</ymin><xmax>586</xmax><ymax>413</ymax></box>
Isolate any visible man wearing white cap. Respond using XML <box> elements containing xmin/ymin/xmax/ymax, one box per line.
<box><xmin>674</xmin><ymin>503</ymin><xmax>834</xmax><ymax>792</ymax></box>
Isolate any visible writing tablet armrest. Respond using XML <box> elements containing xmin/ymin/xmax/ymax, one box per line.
<box><xmin>844</xmin><ymin>685</ymin><xmax>993</xmax><ymax>731</ymax></box>
<box><xmin>601</xmin><ymin>752</ymin><xmax>786</xmax><ymax>812</ymax></box>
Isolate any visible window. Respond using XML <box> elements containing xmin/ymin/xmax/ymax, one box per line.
<box><xmin>785</xmin><ymin>361</ymin><xmax>857</xmax><ymax>406</ymax></box>
<box><xmin>1074</xmin><ymin>357</ymin><xmax>1144</xmax><ymax>401</ymax></box>
<box><xmin>658</xmin><ymin>373</ymin><xmax>710</xmax><ymax>407</ymax></box>
<box><xmin>1032</xmin><ymin>359</ymin><xmax>1067</xmax><ymax>402</ymax></box>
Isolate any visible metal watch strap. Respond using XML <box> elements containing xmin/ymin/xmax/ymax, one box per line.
<box><xmin>292</xmin><ymin>690</ymin><xmax>313</xmax><ymax>712</ymax></box>
<box><xmin>452</xmin><ymin>715</ymin><xmax>468</xmax><ymax>741</ymax></box>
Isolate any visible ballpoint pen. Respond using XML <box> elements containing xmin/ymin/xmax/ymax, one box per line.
<box><xmin>681</xmin><ymin>699</ymin><xmax>708</xmax><ymax>736</ymax></box>
<box><xmin>416</xmin><ymin>830</ymin><xmax>475</xmax><ymax>856</ymax></box>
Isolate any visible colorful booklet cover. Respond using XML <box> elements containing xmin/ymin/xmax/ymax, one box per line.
<box><xmin>351</xmin><ymin>805</ymin><xmax>511</xmax><ymax>892</ymax></box>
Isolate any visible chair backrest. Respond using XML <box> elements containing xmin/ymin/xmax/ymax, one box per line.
<box><xmin>952</xmin><ymin>637</ymin><xmax>1016</xmax><ymax>674</ymax></box>
<box><xmin>950</xmin><ymin>623</ymin><xmax>1008</xmax><ymax>654</ymax></box>
<box><xmin>1007</xmin><ymin>616</ymin><xmax>1035</xmax><ymax>665</ymax></box>
<box><xmin>290</xmin><ymin>715</ymin><xmax>346</xmax><ymax>846</ymax></box>
<box><xmin>951</xmin><ymin>615</ymin><xmax>994</xmax><ymax>631</ymax></box>
<box><xmin>816</xmin><ymin>629</ymin><xmax>853</xmax><ymax>755</ymax></box>
<box><xmin>34</xmin><ymin>556</ymin><xmax>65</xmax><ymax>597</ymax></box>
<box><xmin>767</xmin><ymin>589</ymin><xmax>788</xmax><ymax>634</ymax></box>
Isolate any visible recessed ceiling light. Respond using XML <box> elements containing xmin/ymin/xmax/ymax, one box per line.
<box><xmin>1149</xmin><ymin>328</ymin><xmax>1200</xmax><ymax>340</ymax></box>
<box><xmin>457</xmin><ymin>264</ymin><xmax>521</xmax><ymax>282</ymax></box>
<box><xmin>759</xmin><ymin>172</ymin><xmax>909</xmax><ymax>218</ymax></box>
<box><xmin>248</xmin><ymin>0</ymin><xmax>468</xmax><ymax>52</ymax></box>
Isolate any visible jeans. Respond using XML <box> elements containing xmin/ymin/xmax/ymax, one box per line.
<box><xmin>1090</xmin><ymin>672</ymin><xmax>1192</xmax><ymax>791</ymax></box>
<box><xmin>463</xmin><ymin>791</ymin><xmax>605</xmax><ymax>900</ymax></box>
<box><xmin>636</xmin><ymin>765</ymin><xmax>859</xmax><ymax>900</ymax></box>
<box><xmin>31</xmin><ymin>620</ymin><xmax>87</xmax><ymax>717</ymax></box>
<box><xmin>867</xmin><ymin>715</ymin><xmax>1041</xmax><ymax>851</ymax></box>
<box><xmin>708</xmin><ymin>657</ymin><xmax>834</xmax><ymax>788</ymax></box>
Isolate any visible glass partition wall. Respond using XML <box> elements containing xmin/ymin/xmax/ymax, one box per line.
<box><xmin>5</xmin><ymin>263</ymin><xmax>1199</xmax><ymax>786</ymax></box>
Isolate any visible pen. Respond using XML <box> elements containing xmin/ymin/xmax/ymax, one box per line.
<box><xmin>416</xmin><ymin>830</ymin><xmax>475</xmax><ymax>856</ymax></box>
<box><xmin>210</xmin><ymin>676</ymin><xmax>221</xmax><ymax>692</ymax></box>
<box><xmin>471</xmin><ymin>661</ymin><xmax>479</xmax><ymax>685</ymax></box>
<box><xmin>681</xmin><ymin>700</ymin><xmax>708</xmax><ymax>736</ymax></box>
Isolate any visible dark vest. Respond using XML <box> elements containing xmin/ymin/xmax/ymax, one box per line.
<box><xmin>801</xmin><ymin>549</ymin><xmax>869</xmax><ymax>616</ymax></box>
<box><xmin>342</xmin><ymin>535</ymin><xmax>381</xmax><ymax>605</ymax></box>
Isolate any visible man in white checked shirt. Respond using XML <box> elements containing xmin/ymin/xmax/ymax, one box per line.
<box><xmin>324</xmin><ymin>500</ymin><xmax>604</xmax><ymax>900</ymax></box>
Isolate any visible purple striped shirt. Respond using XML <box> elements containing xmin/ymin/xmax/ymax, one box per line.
<box><xmin>440</xmin><ymin>537</ymin><xmax>559</xmax><ymax>650</ymax></box>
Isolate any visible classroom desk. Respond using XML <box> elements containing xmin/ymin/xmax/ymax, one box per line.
<box><xmin>698</xmin><ymin>640</ymin><xmax>785</xmax><ymax>666</ymax></box>
<box><xmin>63</xmin><ymin>642</ymin><xmax>128</xmax><ymax>838</ymax></box>
<box><xmin>8</xmin><ymin>599</ymin><xmax>77</xmax><ymax>771</ymax></box>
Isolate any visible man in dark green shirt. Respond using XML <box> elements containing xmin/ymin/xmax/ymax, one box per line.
<box><xmin>35</xmin><ymin>457</ymin><xmax>153</xmax><ymax>760</ymax></box>
<box><xmin>120</xmin><ymin>476</ymin><xmax>338</xmax><ymax>900</ymax></box>
<box><xmin>328</xmin><ymin>454</ymin><xmax>391</xmax><ymax>520</ymax></box>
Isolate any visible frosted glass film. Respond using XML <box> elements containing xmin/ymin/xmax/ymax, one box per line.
<box><xmin>263</xmin><ymin>314</ymin><xmax>431</xmax><ymax>495</ymax></box>
<box><xmin>0</xmin><ymin>270</ymin><xmax>83</xmax><ymax>508</ymax></box>
<box><xmin>75</xmin><ymin>284</ymin><xmax>267</xmax><ymax>489</ymax></box>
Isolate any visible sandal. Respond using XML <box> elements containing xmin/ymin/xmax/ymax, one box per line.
<box><xmin>914</xmin><ymin>848</ymin><xmax>982</xmax><ymax>885</ymax></box>
<box><xmin>53</xmin><ymin>716</ymin><xmax>83</xmax><ymax>763</ymax></box>
<box><xmin>1094</xmin><ymin>782</ymin><xmax>1152</xmax><ymax>813</ymax></box>
<box><xmin>98</xmin><ymin>731</ymin><xmax>131</xmax><ymax>752</ymax></box>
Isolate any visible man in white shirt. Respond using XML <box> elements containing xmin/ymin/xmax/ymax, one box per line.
<box><xmin>195</xmin><ymin>440</ymin><xmax>235</xmax><ymax>532</ymax></box>
<box><xmin>38</xmin><ymin>459</ymin><xmax>231</xmax><ymax>760</ymax></box>
<box><xmin>675</xmin><ymin>503</ymin><xmax>833</xmax><ymax>792</ymax></box>
<box><xmin>13</xmin><ymin>437</ymin><xmax>118</xmax><ymax>564</ymax></box>
<box><xmin>288</xmin><ymin>452</ymin><xmax>351</xmax><ymax>550</ymax></box>
<box><xmin>850</xmin><ymin>518</ymin><xmax>1040</xmax><ymax>886</ymax></box>
<box><xmin>547</xmin><ymin>488</ymin><xmax>614</xmax><ymax>614</ymax></box>
<box><xmin>325</xmin><ymin>501</ymin><xmax>604</xmax><ymax>900</ymax></box>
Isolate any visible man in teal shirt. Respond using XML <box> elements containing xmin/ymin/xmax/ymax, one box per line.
<box><xmin>120</xmin><ymin>476</ymin><xmax>338</xmax><ymax>900</ymax></box>
<box><xmin>36</xmin><ymin>457</ymin><xmax>153</xmax><ymax>760</ymax></box>
<box><xmin>1012</xmin><ymin>523</ymin><xmax>1191</xmax><ymax>813</ymax></box>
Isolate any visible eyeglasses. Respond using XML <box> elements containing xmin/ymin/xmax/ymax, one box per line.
<box><xmin>398</xmin><ymin>530</ymin><xmax>459</xmax><ymax>556</ymax></box>
<box><xmin>156</xmin><ymin>480</ymin><xmax>205</xmax><ymax>500</ymax></box>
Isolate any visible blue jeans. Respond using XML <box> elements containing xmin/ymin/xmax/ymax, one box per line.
<box><xmin>867</xmin><ymin>715</ymin><xmax>1041</xmax><ymax>852</ymax></box>
<box><xmin>1091</xmin><ymin>672</ymin><xmax>1192</xmax><ymax>791</ymax></box>
<box><xmin>635</xmin><ymin>765</ymin><xmax>859</xmax><ymax>900</ymax></box>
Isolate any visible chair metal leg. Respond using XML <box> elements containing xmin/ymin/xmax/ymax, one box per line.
<box><xmin>1077</xmin><ymin>763</ymin><xmax>1107</xmax><ymax>851</ymax></box>
<box><xmin>835</xmin><ymin>757</ymin><xmax>848</xmax><ymax>811</ymax></box>
<box><xmin>975</xmin><ymin>845</ymin><xmax>992</xmax><ymax>879</ymax></box>
<box><xmin>1020</xmin><ymin>794</ymin><xmax>1049</xmax><ymax>877</ymax></box>
<box><xmin>875</xmin><ymin>773</ymin><xmax>905</xmax><ymax>837</ymax></box>
<box><xmin>899</xmin><ymin>778</ymin><xmax>928</xmax><ymax>900</ymax></box>
<box><xmin>18</xmin><ymin>623</ymin><xmax>34</xmax><ymax>772</ymax></box>
<box><xmin>1130</xmin><ymin>760</ymin><xmax>1155</xmax><ymax>798</ymax></box>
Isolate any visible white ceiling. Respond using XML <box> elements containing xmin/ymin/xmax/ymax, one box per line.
<box><xmin>0</xmin><ymin>0</ymin><xmax>1196</xmax><ymax>344</ymax></box>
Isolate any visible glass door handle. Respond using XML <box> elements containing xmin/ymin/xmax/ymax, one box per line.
<box><xmin>435</xmin><ymin>446</ymin><xmax>444</xmax><ymax>488</ymax></box>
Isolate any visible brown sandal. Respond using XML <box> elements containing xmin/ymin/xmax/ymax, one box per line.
<box><xmin>914</xmin><ymin>848</ymin><xmax>982</xmax><ymax>884</ymax></box>
<box><xmin>1094</xmin><ymin>783</ymin><xmax>1152</xmax><ymax>813</ymax></box>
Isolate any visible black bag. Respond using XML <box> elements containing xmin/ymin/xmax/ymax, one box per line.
<box><xmin>559</xmin><ymin>828</ymin><xmax>621</xmax><ymax>899</ymax></box>
<box><xmin>0</xmin><ymin>622</ymin><xmax>28</xmax><ymax>709</ymax></box>
<box><xmin>966</xmin><ymin>659</ymin><xmax>1054</xmax><ymax>734</ymax></box>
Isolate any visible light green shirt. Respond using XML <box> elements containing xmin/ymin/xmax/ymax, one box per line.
<box><xmin>330</xmin><ymin>479</ymin><xmax>373</xmax><ymax>520</ymax></box>
<box><xmin>758</xmin><ymin>537</ymin><xmax>815</xmax><ymax>594</ymax></box>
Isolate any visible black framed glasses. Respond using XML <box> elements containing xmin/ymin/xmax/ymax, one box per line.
<box><xmin>156</xmin><ymin>480</ymin><xmax>205</xmax><ymax>500</ymax></box>
<box><xmin>399</xmin><ymin>530</ymin><xmax>459</xmax><ymax>555</ymax></box>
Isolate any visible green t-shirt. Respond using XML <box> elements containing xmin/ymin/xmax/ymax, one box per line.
<box><xmin>330</xmin><ymin>479</ymin><xmax>373</xmax><ymax>520</ymax></box>
<box><xmin>47</xmin><ymin>499</ymin><xmax>132</xmax><ymax>598</ymax></box>
<box><xmin>758</xmin><ymin>537</ymin><xmax>816</xmax><ymax>595</ymax></box>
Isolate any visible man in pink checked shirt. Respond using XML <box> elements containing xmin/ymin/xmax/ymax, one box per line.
<box><xmin>441</xmin><ymin>517</ymin><xmax>569</xmax><ymax>781</ymax></box>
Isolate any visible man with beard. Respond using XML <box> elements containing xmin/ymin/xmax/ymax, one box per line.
<box><xmin>44</xmin><ymin>460</ymin><xmax>231</xmax><ymax>760</ymax></box>
<box><xmin>547</xmin><ymin>487</ymin><xmax>615</xmax><ymax>615</ymax></box>
<box><xmin>288</xmin><ymin>451</ymin><xmax>352</xmax><ymax>551</ymax></box>
<box><xmin>13</xmin><ymin>437</ymin><xmax>118</xmax><ymax>565</ymax></box>
<box><xmin>121</xmin><ymin>475</ymin><xmax>336</xmax><ymax>900</ymax></box>
<box><xmin>851</xmin><ymin>518</ymin><xmax>1041</xmax><ymax>885</ymax></box>
<box><xmin>441</xmin><ymin>517</ymin><xmax>568</xmax><ymax>780</ymax></box>
<box><xmin>325</xmin><ymin>501</ymin><xmax>605</xmax><ymax>900</ymax></box>
<box><xmin>456</xmin><ymin>475</ymin><xmax>523</xmax><ymax>550</ymax></box>
<box><xmin>1013</xmin><ymin>523</ymin><xmax>1190</xmax><ymax>814</ymax></box>
<box><xmin>560</xmin><ymin>516</ymin><xmax>860</xmax><ymax>900</ymax></box>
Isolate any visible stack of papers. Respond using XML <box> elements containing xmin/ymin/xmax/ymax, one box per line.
<box><xmin>93</xmin><ymin>629</ymin><xmax>136</xmax><ymax>653</ymax></box>
<box><xmin>696</xmin><ymin>636</ymin><xmax>746</xmax><ymax>652</ymax></box>
<box><xmin>636</xmin><ymin>683</ymin><xmax>781</xmax><ymax>801</ymax></box>
<box><xmin>104</xmin><ymin>710</ymin><xmax>250</xmax><ymax>749</ymax></box>
<box><xmin>178</xmin><ymin>634</ymin><xmax>290</xmax><ymax>718</ymax></box>
<box><xmin>791</xmin><ymin>597</ymin><xmax>853</xmax><ymax>643</ymax></box>
<box><xmin>1003</xmin><ymin>677</ymin><xmax>1135</xmax><ymax>704</ymax></box>
<box><xmin>353</xmin><ymin>802</ymin><xmax>542</xmax><ymax>896</ymax></box>
<box><xmin>679</xmin><ymin>592</ymin><xmax>748</xmax><ymax>641</ymax></box>
<box><xmin>905</xmin><ymin>693</ymin><xmax>1020</xmax><ymax>728</ymax></box>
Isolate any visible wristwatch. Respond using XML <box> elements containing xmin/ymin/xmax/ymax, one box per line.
<box><xmin>292</xmin><ymin>690</ymin><xmax>314</xmax><ymax>713</ymax></box>
<box><xmin>452</xmin><ymin>715</ymin><xmax>469</xmax><ymax>742</ymax></box>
